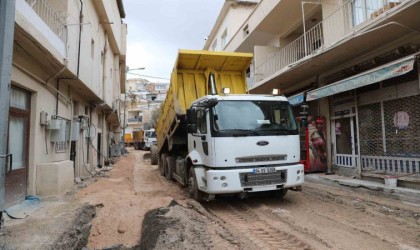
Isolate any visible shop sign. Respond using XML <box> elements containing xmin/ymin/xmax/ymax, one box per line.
<box><xmin>288</xmin><ymin>93</ymin><xmax>304</xmax><ymax>106</ymax></box>
<box><xmin>306</xmin><ymin>56</ymin><xmax>415</xmax><ymax>101</ymax></box>
<box><xmin>393</xmin><ymin>111</ymin><xmax>409</xmax><ymax>129</ymax></box>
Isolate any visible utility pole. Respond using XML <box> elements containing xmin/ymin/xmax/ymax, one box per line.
<box><xmin>0</xmin><ymin>0</ymin><xmax>16</xmax><ymax>230</ymax></box>
<box><xmin>122</xmin><ymin>66</ymin><xmax>129</xmax><ymax>154</ymax></box>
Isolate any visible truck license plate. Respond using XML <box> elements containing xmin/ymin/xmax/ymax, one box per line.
<box><xmin>253</xmin><ymin>167</ymin><xmax>276</xmax><ymax>174</ymax></box>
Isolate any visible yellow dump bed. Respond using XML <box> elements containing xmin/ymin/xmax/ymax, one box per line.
<box><xmin>132</xmin><ymin>130</ymin><xmax>144</xmax><ymax>142</ymax></box>
<box><xmin>156</xmin><ymin>50</ymin><xmax>253</xmax><ymax>152</ymax></box>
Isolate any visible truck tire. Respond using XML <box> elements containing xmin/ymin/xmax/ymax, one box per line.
<box><xmin>188</xmin><ymin>168</ymin><xmax>203</xmax><ymax>201</ymax></box>
<box><xmin>165</xmin><ymin>156</ymin><xmax>175</xmax><ymax>181</ymax></box>
<box><xmin>159</xmin><ymin>153</ymin><xmax>167</xmax><ymax>176</ymax></box>
<box><xmin>150</xmin><ymin>145</ymin><xmax>158</xmax><ymax>165</ymax></box>
<box><xmin>273</xmin><ymin>189</ymin><xmax>288</xmax><ymax>198</ymax></box>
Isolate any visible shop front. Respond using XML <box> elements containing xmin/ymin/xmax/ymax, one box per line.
<box><xmin>306</xmin><ymin>53</ymin><xmax>420</xmax><ymax>184</ymax></box>
<box><xmin>289</xmin><ymin>94</ymin><xmax>328</xmax><ymax>173</ymax></box>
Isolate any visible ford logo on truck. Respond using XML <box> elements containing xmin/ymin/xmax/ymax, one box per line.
<box><xmin>256</xmin><ymin>140</ymin><xmax>269</xmax><ymax>146</ymax></box>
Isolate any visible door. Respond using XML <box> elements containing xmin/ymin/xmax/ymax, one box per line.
<box><xmin>192</xmin><ymin>108</ymin><xmax>212</xmax><ymax>166</ymax></box>
<box><xmin>5</xmin><ymin>87</ymin><xmax>30</xmax><ymax>207</ymax></box>
<box><xmin>333</xmin><ymin>115</ymin><xmax>358</xmax><ymax>168</ymax></box>
<box><xmin>97</xmin><ymin>133</ymin><xmax>102</xmax><ymax>168</ymax></box>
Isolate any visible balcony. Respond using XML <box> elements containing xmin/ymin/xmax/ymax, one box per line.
<box><xmin>25</xmin><ymin>0</ymin><xmax>67</xmax><ymax>43</ymax></box>
<box><xmin>249</xmin><ymin>0</ymin><xmax>407</xmax><ymax>90</ymax></box>
<box><xmin>127</xmin><ymin>118</ymin><xmax>143</xmax><ymax>124</ymax></box>
<box><xmin>15</xmin><ymin>0</ymin><xmax>67</xmax><ymax>60</ymax></box>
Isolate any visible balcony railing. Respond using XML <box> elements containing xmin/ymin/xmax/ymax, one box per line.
<box><xmin>128</xmin><ymin>118</ymin><xmax>142</xmax><ymax>123</ymax></box>
<box><xmin>25</xmin><ymin>0</ymin><xmax>66</xmax><ymax>42</ymax></box>
<box><xmin>250</xmin><ymin>0</ymin><xmax>404</xmax><ymax>88</ymax></box>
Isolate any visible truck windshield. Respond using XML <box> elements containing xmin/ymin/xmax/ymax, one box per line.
<box><xmin>145</xmin><ymin>131</ymin><xmax>156</xmax><ymax>138</ymax></box>
<box><xmin>212</xmin><ymin>101</ymin><xmax>298</xmax><ymax>135</ymax></box>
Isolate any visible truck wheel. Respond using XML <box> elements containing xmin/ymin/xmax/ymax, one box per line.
<box><xmin>273</xmin><ymin>189</ymin><xmax>288</xmax><ymax>198</ymax></box>
<box><xmin>150</xmin><ymin>145</ymin><xmax>158</xmax><ymax>165</ymax></box>
<box><xmin>165</xmin><ymin>156</ymin><xmax>175</xmax><ymax>180</ymax></box>
<box><xmin>159</xmin><ymin>153</ymin><xmax>167</xmax><ymax>176</ymax></box>
<box><xmin>188</xmin><ymin>168</ymin><xmax>202</xmax><ymax>201</ymax></box>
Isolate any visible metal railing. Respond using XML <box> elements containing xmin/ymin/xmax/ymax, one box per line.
<box><xmin>361</xmin><ymin>155</ymin><xmax>420</xmax><ymax>174</ymax></box>
<box><xmin>250</xmin><ymin>0</ymin><xmax>404</xmax><ymax>89</ymax></box>
<box><xmin>128</xmin><ymin>118</ymin><xmax>142</xmax><ymax>123</ymax></box>
<box><xmin>25</xmin><ymin>0</ymin><xmax>66</xmax><ymax>42</ymax></box>
<box><xmin>335</xmin><ymin>154</ymin><xmax>359</xmax><ymax>168</ymax></box>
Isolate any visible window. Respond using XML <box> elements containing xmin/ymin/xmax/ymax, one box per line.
<box><xmin>211</xmin><ymin>39</ymin><xmax>218</xmax><ymax>51</ymax></box>
<box><xmin>55</xmin><ymin>141</ymin><xmax>67</xmax><ymax>153</ymax></box>
<box><xmin>352</xmin><ymin>0</ymin><xmax>385</xmax><ymax>26</ymax></box>
<box><xmin>243</xmin><ymin>24</ymin><xmax>249</xmax><ymax>38</ymax></box>
<box><xmin>221</xmin><ymin>29</ymin><xmax>227</xmax><ymax>49</ymax></box>
<box><xmin>197</xmin><ymin>109</ymin><xmax>207</xmax><ymax>134</ymax></box>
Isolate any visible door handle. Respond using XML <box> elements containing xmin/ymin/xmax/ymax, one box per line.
<box><xmin>1</xmin><ymin>154</ymin><xmax>12</xmax><ymax>174</ymax></box>
<box><xmin>7</xmin><ymin>154</ymin><xmax>12</xmax><ymax>174</ymax></box>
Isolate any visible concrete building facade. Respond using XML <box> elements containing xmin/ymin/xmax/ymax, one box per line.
<box><xmin>205</xmin><ymin>0</ymin><xmax>420</xmax><ymax>187</ymax></box>
<box><xmin>5</xmin><ymin>0</ymin><xmax>127</xmax><ymax>207</ymax></box>
<box><xmin>124</xmin><ymin>78</ymin><xmax>168</xmax><ymax>134</ymax></box>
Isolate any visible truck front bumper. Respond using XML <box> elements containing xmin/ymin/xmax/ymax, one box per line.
<box><xmin>195</xmin><ymin>164</ymin><xmax>304</xmax><ymax>194</ymax></box>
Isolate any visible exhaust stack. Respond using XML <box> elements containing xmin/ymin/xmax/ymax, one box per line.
<box><xmin>208</xmin><ymin>73</ymin><xmax>218</xmax><ymax>95</ymax></box>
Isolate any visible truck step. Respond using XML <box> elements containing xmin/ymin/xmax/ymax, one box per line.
<box><xmin>173</xmin><ymin>172</ymin><xmax>185</xmax><ymax>185</ymax></box>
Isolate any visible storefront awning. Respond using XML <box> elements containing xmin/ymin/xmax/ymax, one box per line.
<box><xmin>306</xmin><ymin>54</ymin><xmax>418</xmax><ymax>101</ymax></box>
<box><xmin>287</xmin><ymin>92</ymin><xmax>305</xmax><ymax>106</ymax></box>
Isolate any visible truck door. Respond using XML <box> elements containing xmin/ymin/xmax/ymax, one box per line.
<box><xmin>193</xmin><ymin>108</ymin><xmax>212</xmax><ymax>166</ymax></box>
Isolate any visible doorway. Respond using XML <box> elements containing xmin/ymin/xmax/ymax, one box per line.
<box><xmin>97</xmin><ymin>133</ymin><xmax>102</xmax><ymax>168</ymax></box>
<box><xmin>332</xmin><ymin>112</ymin><xmax>358</xmax><ymax>168</ymax></box>
<box><xmin>5</xmin><ymin>87</ymin><xmax>30</xmax><ymax>207</ymax></box>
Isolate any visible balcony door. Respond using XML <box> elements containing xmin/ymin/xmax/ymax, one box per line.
<box><xmin>5</xmin><ymin>87</ymin><xmax>30</xmax><ymax>207</ymax></box>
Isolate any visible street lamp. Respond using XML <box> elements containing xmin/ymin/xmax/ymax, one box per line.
<box><xmin>122</xmin><ymin>67</ymin><xmax>145</xmax><ymax>154</ymax></box>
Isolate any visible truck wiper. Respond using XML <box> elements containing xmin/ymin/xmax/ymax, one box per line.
<box><xmin>222</xmin><ymin>129</ymin><xmax>260</xmax><ymax>136</ymax></box>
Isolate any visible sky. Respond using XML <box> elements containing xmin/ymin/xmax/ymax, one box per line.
<box><xmin>124</xmin><ymin>0</ymin><xmax>225</xmax><ymax>83</ymax></box>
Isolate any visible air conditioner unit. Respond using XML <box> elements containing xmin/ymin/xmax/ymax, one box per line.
<box><xmin>110</xmin><ymin>144</ymin><xmax>121</xmax><ymax>157</ymax></box>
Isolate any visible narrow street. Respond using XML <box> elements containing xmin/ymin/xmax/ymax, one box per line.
<box><xmin>80</xmin><ymin>149</ymin><xmax>420</xmax><ymax>249</ymax></box>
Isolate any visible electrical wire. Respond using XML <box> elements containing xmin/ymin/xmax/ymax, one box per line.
<box><xmin>87</xmin><ymin>122</ymin><xmax>110</xmax><ymax>162</ymax></box>
<box><xmin>81</xmin><ymin>129</ymin><xmax>94</xmax><ymax>176</ymax></box>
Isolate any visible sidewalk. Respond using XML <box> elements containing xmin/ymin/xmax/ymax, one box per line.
<box><xmin>305</xmin><ymin>173</ymin><xmax>420</xmax><ymax>205</ymax></box>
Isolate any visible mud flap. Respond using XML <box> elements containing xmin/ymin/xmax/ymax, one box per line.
<box><xmin>290</xmin><ymin>186</ymin><xmax>302</xmax><ymax>191</ymax></box>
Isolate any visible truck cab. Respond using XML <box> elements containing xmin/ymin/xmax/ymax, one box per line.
<box><xmin>144</xmin><ymin>129</ymin><xmax>157</xmax><ymax>149</ymax></box>
<box><xmin>185</xmin><ymin>94</ymin><xmax>304</xmax><ymax>200</ymax></box>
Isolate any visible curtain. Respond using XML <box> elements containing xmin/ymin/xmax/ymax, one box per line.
<box><xmin>8</xmin><ymin>116</ymin><xmax>26</xmax><ymax>170</ymax></box>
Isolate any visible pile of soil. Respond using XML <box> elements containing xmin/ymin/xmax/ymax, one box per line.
<box><xmin>50</xmin><ymin>204</ymin><xmax>96</xmax><ymax>250</ymax></box>
<box><xmin>140</xmin><ymin>201</ymin><xmax>241</xmax><ymax>250</ymax></box>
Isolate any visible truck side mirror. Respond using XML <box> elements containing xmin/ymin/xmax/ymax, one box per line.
<box><xmin>187</xmin><ymin>124</ymin><xmax>197</xmax><ymax>134</ymax></box>
<box><xmin>187</xmin><ymin>109</ymin><xmax>197</xmax><ymax>125</ymax></box>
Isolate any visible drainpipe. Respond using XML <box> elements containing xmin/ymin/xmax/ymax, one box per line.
<box><xmin>77</xmin><ymin>0</ymin><xmax>83</xmax><ymax>77</ymax></box>
<box><xmin>56</xmin><ymin>80</ymin><xmax>60</xmax><ymax>115</ymax></box>
<box><xmin>0</xmin><ymin>0</ymin><xmax>16</xmax><ymax>230</ymax></box>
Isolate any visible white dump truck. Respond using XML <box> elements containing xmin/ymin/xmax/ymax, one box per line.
<box><xmin>150</xmin><ymin>50</ymin><xmax>305</xmax><ymax>201</ymax></box>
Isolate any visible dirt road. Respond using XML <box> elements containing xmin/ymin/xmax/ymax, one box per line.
<box><xmin>81</xmin><ymin>149</ymin><xmax>420</xmax><ymax>249</ymax></box>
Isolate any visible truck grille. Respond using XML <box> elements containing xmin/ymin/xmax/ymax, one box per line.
<box><xmin>235</xmin><ymin>154</ymin><xmax>287</xmax><ymax>163</ymax></box>
<box><xmin>239</xmin><ymin>170</ymin><xmax>287</xmax><ymax>187</ymax></box>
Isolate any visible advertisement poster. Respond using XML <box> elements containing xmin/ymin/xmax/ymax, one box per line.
<box><xmin>307</xmin><ymin>116</ymin><xmax>328</xmax><ymax>172</ymax></box>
